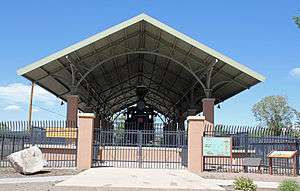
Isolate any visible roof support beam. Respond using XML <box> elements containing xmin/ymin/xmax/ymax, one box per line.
<box><xmin>213</xmin><ymin>72</ymin><xmax>245</xmax><ymax>96</ymax></box>
<box><xmin>77</xmin><ymin>30</ymin><xmax>141</xmax><ymax>64</ymax></box>
<box><xmin>141</xmin><ymin>57</ymin><xmax>192</xmax><ymax>85</ymax></box>
<box><xmin>145</xmin><ymin>31</ymin><xmax>250</xmax><ymax>90</ymax></box>
<box><xmin>147</xmin><ymin>29</ymin><xmax>162</xmax><ymax>90</ymax></box>
<box><xmin>103</xmin><ymin>80</ymin><xmax>176</xmax><ymax>107</ymax></box>
<box><xmin>38</xmin><ymin>66</ymin><xmax>71</xmax><ymax>93</ymax></box>
<box><xmin>57</xmin><ymin>58</ymin><xmax>111</xmax><ymax>113</ymax></box>
<box><xmin>142</xmin><ymin>75</ymin><xmax>183</xmax><ymax>97</ymax></box>
<box><xmin>167</xmin><ymin>46</ymin><xmax>194</xmax><ymax>93</ymax></box>
<box><xmin>156</xmin><ymin>37</ymin><xmax>178</xmax><ymax>93</ymax></box>
<box><xmin>75</xmin><ymin>50</ymin><xmax>206</xmax><ymax>95</ymax></box>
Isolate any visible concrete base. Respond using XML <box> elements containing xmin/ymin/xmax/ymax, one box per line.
<box><xmin>52</xmin><ymin>168</ymin><xmax>224</xmax><ymax>191</ymax></box>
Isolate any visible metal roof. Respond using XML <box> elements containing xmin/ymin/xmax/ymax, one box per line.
<box><xmin>18</xmin><ymin>13</ymin><xmax>265</xmax><ymax>118</ymax></box>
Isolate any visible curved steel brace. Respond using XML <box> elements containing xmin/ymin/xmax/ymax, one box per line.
<box><xmin>75</xmin><ymin>50</ymin><xmax>207</xmax><ymax>92</ymax></box>
<box><xmin>66</xmin><ymin>56</ymin><xmax>77</xmax><ymax>93</ymax></box>
<box><xmin>204</xmin><ymin>58</ymin><xmax>218</xmax><ymax>98</ymax></box>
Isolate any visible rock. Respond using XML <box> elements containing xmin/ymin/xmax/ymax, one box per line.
<box><xmin>7</xmin><ymin>146</ymin><xmax>47</xmax><ymax>174</ymax></box>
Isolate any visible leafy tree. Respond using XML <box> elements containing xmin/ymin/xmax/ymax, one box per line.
<box><xmin>252</xmin><ymin>96</ymin><xmax>296</xmax><ymax>135</ymax></box>
<box><xmin>296</xmin><ymin>112</ymin><xmax>300</xmax><ymax>128</ymax></box>
<box><xmin>294</xmin><ymin>16</ymin><xmax>300</xmax><ymax>28</ymax></box>
<box><xmin>294</xmin><ymin>10</ymin><xmax>300</xmax><ymax>28</ymax></box>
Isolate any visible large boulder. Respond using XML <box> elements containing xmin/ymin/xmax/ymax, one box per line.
<box><xmin>7</xmin><ymin>146</ymin><xmax>47</xmax><ymax>174</ymax></box>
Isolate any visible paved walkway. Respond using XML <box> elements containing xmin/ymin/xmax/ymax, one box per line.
<box><xmin>53</xmin><ymin>168</ymin><xmax>225</xmax><ymax>191</ymax></box>
<box><xmin>0</xmin><ymin>169</ymin><xmax>292</xmax><ymax>190</ymax></box>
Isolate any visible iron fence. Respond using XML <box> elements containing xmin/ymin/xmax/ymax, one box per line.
<box><xmin>92</xmin><ymin>123</ymin><xmax>187</xmax><ymax>169</ymax></box>
<box><xmin>0</xmin><ymin>121</ymin><xmax>77</xmax><ymax>168</ymax></box>
<box><xmin>204</xmin><ymin>124</ymin><xmax>300</xmax><ymax>176</ymax></box>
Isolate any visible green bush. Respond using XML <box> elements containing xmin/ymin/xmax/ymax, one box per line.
<box><xmin>278</xmin><ymin>180</ymin><xmax>300</xmax><ymax>191</ymax></box>
<box><xmin>233</xmin><ymin>177</ymin><xmax>256</xmax><ymax>191</ymax></box>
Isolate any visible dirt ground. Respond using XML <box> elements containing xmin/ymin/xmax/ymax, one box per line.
<box><xmin>0</xmin><ymin>183</ymin><xmax>276</xmax><ymax>191</ymax></box>
<box><xmin>0</xmin><ymin>182</ymin><xmax>59</xmax><ymax>191</ymax></box>
<box><xmin>0</xmin><ymin>168</ymin><xmax>78</xmax><ymax>191</ymax></box>
<box><xmin>198</xmin><ymin>171</ymin><xmax>297</xmax><ymax>182</ymax></box>
<box><xmin>0</xmin><ymin>168</ymin><xmax>78</xmax><ymax>178</ymax></box>
<box><xmin>221</xmin><ymin>185</ymin><xmax>275</xmax><ymax>191</ymax></box>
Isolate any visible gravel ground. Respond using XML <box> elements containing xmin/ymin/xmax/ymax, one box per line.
<box><xmin>198</xmin><ymin>171</ymin><xmax>296</xmax><ymax>182</ymax></box>
<box><xmin>0</xmin><ymin>168</ymin><xmax>78</xmax><ymax>178</ymax></box>
<box><xmin>221</xmin><ymin>185</ymin><xmax>275</xmax><ymax>191</ymax></box>
<box><xmin>0</xmin><ymin>182</ymin><xmax>276</xmax><ymax>191</ymax></box>
<box><xmin>0</xmin><ymin>182</ymin><xmax>59</xmax><ymax>191</ymax></box>
<box><xmin>0</xmin><ymin>168</ymin><xmax>78</xmax><ymax>191</ymax></box>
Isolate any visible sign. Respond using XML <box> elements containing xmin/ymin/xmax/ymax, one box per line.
<box><xmin>268</xmin><ymin>150</ymin><xmax>298</xmax><ymax>176</ymax></box>
<box><xmin>268</xmin><ymin>151</ymin><xmax>297</xmax><ymax>158</ymax></box>
<box><xmin>243</xmin><ymin>158</ymin><xmax>261</xmax><ymax>167</ymax></box>
<box><xmin>203</xmin><ymin>137</ymin><xmax>231</xmax><ymax>157</ymax></box>
<box><xmin>46</xmin><ymin>128</ymin><xmax>77</xmax><ymax>139</ymax></box>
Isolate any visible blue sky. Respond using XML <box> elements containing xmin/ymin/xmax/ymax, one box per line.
<box><xmin>0</xmin><ymin>1</ymin><xmax>299</xmax><ymax>125</ymax></box>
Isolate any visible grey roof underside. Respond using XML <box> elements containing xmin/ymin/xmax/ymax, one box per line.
<box><xmin>18</xmin><ymin>14</ymin><xmax>265</xmax><ymax>118</ymax></box>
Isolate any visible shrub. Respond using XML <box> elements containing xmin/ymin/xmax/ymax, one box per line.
<box><xmin>278</xmin><ymin>179</ymin><xmax>300</xmax><ymax>191</ymax></box>
<box><xmin>233</xmin><ymin>177</ymin><xmax>256</xmax><ymax>191</ymax></box>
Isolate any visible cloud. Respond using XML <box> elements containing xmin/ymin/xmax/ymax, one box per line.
<box><xmin>0</xmin><ymin>83</ymin><xmax>57</xmax><ymax>106</ymax></box>
<box><xmin>290</xmin><ymin>68</ymin><xmax>300</xmax><ymax>78</ymax></box>
<box><xmin>3</xmin><ymin>105</ymin><xmax>21</xmax><ymax>111</ymax></box>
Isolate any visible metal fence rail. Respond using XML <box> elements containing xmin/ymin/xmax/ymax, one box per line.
<box><xmin>0</xmin><ymin>121</ymin><xmax>77</xmax><ymax>168</ymax></box>
<box><xmin>92</xmin><ymin>123</ymin><xmax>187</xmax><ymax>169</ymax></box>
<box><xmin>204</xmin><ymin>124</ymin><xmax>299</xmax><ymax>175</ymax></box>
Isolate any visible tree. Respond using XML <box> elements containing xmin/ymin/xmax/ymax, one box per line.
<box><xmin>294</xmin><ymin>16</ymin><xmax>300</xmax><ymax>28</ymax></box>
<box><xmin>252</xmin><ymin>96</ymin><xmax>296</xmax><ymax>135</ymax></box>
<box><xmin>296</xmin><ymin>112</ymin><xmax>300</xmax><ymax>128</ymax></box>
<box><xmin>294</xmin><ymin>11</ymin><xmax>300</xmax><ymax>28</ymax></box>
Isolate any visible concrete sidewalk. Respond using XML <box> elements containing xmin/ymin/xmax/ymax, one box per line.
<box><xmin>0</xmin><ymin>169</ymin><xmax>290</xmax><ymax>190</ymax></box>
<box><xmin>52</xmin><ymin>168</ymin><xmax>225</xmax><ymax>191</ymax></box>
<box><xmin>0</xmin><ymin>175</ymin><xmax>282</xmax><ymax>190</ymax></box>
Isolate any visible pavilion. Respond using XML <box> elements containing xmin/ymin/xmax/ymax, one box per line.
<box><xmin>17</xmin><ymin>13</ymin><xmax>265</xmax><ymax>128</ymax></box>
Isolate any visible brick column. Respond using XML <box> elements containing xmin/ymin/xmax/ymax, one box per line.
<box><xmin>77</xmin><ymin>113</ymin><xmax>95</xmax><ymax>171</ymax></box>
<box><xmin>187</xmin><ymin>116</ymin><xmax>205</xmax><ymax>173</ymax></box>
<box><xmin>202</xmin><ymin>98</ymin><xmax>215</xmax><ymax>124</ymax></box>
<box><xmin>66</xmin><ymin>95</ymin><xmax>79</xmax><ymax>123</ymax></box>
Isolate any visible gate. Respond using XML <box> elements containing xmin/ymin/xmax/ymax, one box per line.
<box><xmin>92</xmin><ymin>123</ymin><xmax>187</xmax><ymax>169</ymax></box>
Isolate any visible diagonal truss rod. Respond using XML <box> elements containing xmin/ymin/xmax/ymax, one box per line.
<box><xmin>64</xmin><ymin>56</ymin><xmax>113</xmax><ymax>114</ymax></box>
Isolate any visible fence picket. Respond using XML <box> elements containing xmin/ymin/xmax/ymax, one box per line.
<box><xmin>0</xmin><ymin>120</ymin><xmax>78</xmax><ymax>168</ymax></box>
<box><xmin>204</xmin><ymin>124</ymin><xmax>300</xmax><ymax>175</ymax></box>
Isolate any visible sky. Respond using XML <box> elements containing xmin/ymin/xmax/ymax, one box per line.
<box><xmin>0</xmin><ymin>1</ymin><xmax>299</xmax><ymax>125</ymax></box>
